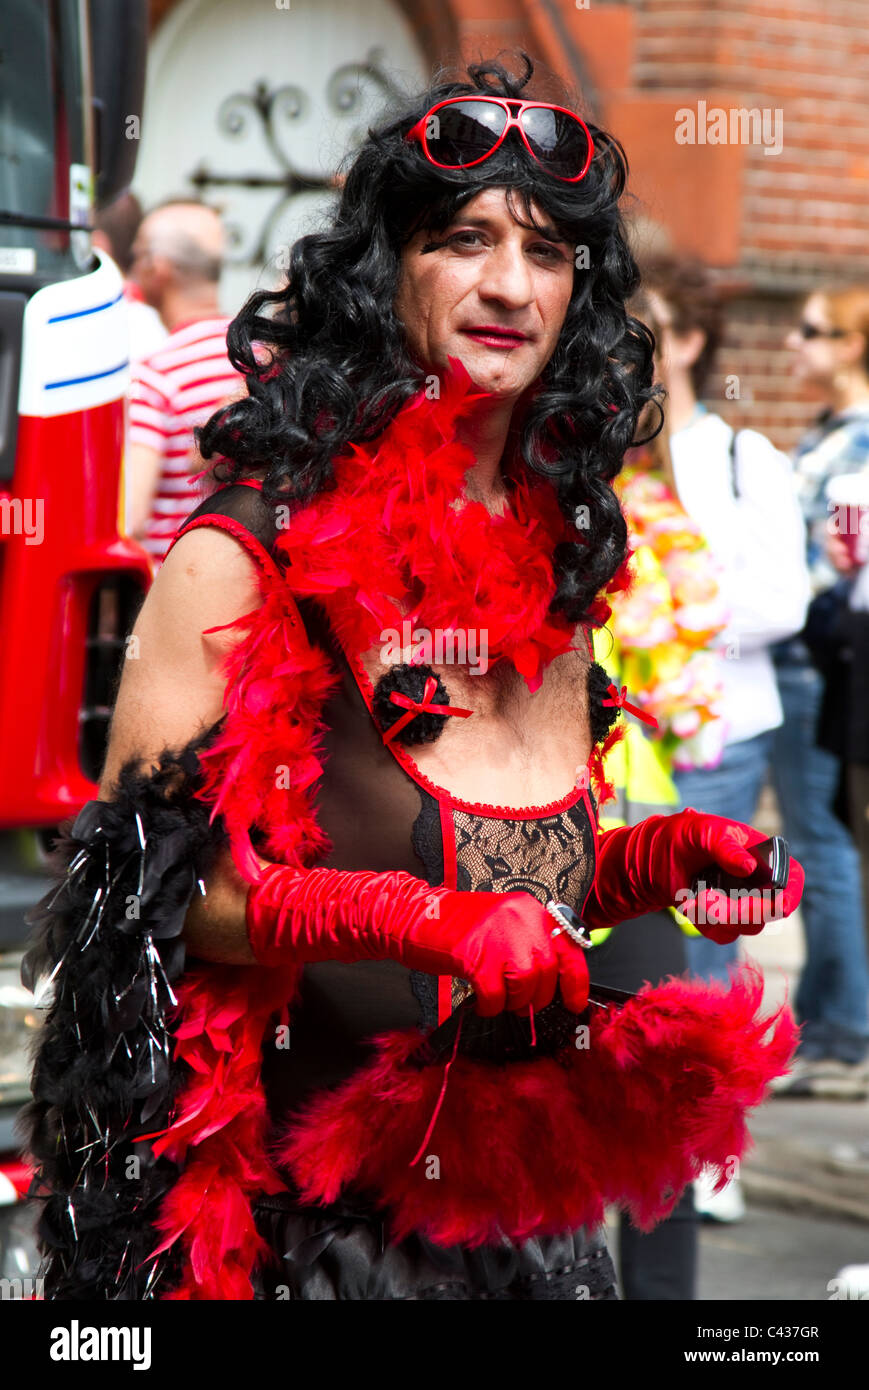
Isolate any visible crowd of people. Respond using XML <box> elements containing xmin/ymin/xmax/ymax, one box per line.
<box><xmin>26</xmin><ymin>54</ymin><xmax>869</xmax><ymax>1302</ymax></box>
<box><xmin>592</xmin><ymin>262</ymin><xmax>869</xmax><ymax>1296</ymax></box>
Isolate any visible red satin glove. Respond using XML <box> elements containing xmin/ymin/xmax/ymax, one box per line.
<box><xmin>582</xmin><ymin>809</ymin><xmax>805</xmax><ymax>946</ymax></box>
<box><xmin>246</xmin><ymin>864</ymin><xmax>589</xmax><ymax>1016</ymax></box>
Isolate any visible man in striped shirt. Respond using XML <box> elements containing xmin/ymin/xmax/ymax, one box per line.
<box><xmin>126</xmin><ymin>201</ymin><xmax>242</xmax><ymax>565</ymax></box>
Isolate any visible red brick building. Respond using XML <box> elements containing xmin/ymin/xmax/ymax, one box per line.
<box><xmin>146</xmin><ymin>0</ymin><xmax>869</xmax><ymax>450</ymax></box>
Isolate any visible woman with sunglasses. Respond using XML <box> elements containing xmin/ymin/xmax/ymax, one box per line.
<box><xmin>22</xmin><ymin>55</ymin><xmax>803</xmax><ymax>1302</ymax></box>
<box><xmin>767</xmin><ymin>288</ymin><xmax>869</xmax><ymax>1097</ymax></box>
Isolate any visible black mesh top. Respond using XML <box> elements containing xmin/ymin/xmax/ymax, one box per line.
<box><xmin>171</xmin><ymin>482</ymin><xmax>602</xmax><ymax>1119</ymax></box>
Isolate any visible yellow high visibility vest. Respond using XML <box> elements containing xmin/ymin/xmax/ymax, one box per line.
<box><xmin>588</xmin><ymin>629</ymin><xmax>699</xmax><ymax>944</ymax></box>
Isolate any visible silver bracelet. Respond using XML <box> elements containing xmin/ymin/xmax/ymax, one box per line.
<box><xmin>546</xmin><ymin>900</ymin><xmax>593</xmax><ymax>949</ymax></box>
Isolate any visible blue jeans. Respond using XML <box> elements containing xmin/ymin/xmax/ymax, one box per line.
<box><xmin>770</xmin><ymin>658</ymin><xmax>869</xmax><ymax>1060</ymax></box>
<box><xmin>674</xmin><ymin>732</ymin><xmax>775</xmax><ymax>984</ymax></box>
<box><xmin>675</xmin><ymin>665</ymin><xmax>869</xmax><ymax>1062</ymax></box>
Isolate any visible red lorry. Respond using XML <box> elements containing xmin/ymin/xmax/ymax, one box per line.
<box><xmin>0</xmin><ymin>0</ymin><xmax>152</xmax><ymax>1286</ymax></box>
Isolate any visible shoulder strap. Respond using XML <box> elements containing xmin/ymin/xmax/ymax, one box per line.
<box><xmin>164</xmin><ymin>481</ymin><xmax>319</xmax><ymax>643</ymax></box>
<box><xmin>165</xmin><ymin>480</ymin><xmax>285</xmax><ymax>581</ymax></box>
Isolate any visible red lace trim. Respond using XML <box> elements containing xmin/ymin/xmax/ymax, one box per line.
<box><xmin>345</xmin><ymin>645</ymin><xmax>587</xmax><ymax>820</ymax></box>
<box><xmin>165</xmin><ymin>511</ymin><xmax>285</xmax><ymax>588</ymax></box>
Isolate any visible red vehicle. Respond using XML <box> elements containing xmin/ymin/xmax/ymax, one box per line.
<box><xmin>0</xmin><ymin>0</ymin><xmax>151</xmax><ymax>1286</ymax></box>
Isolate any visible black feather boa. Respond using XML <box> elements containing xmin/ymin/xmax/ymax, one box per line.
<box><xmin>18</xmin><ymin>728</ymin><xmax>228</xmax><ymax>1300</ymax></box>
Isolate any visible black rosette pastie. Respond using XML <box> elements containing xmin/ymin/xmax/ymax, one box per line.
<box><xmin>587</xmin><ymin>660</ymin><xmax>621</xmax><ymax>746</ymax></box>
<box><xmin>373</xmin><ymin>663</ymin><xmax>452</xmax><ymax>747</ymax></box>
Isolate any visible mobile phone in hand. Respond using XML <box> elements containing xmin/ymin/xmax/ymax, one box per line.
<box><xmin>691</xmin><ymin>835</ymin><xmax>790</xmax><ymax>898</ymax></box>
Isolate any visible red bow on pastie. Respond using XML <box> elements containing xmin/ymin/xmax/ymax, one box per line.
<box><xmin>602</xmin><ymin>682</ymin><xmax>659</xmax><ymax>729</ymax></box>
<box><xmin>382</xmin><ymin>676</ymin><xmax>473</xmax><ymax>746</ymax></box>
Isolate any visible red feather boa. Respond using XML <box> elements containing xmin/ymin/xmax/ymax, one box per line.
<box><xmin>265</xmin><ymin>360</ymin><xmax>612</xmax><ymax>693</ymax></box>
<box><xmin>142</xmin><ymin>362</ymin><xmax>789</xmax><ymax>1298</ymax></box>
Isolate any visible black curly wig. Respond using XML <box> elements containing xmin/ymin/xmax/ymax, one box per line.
<box><xmin>196</xmin><ymin>52</ymin><xmax>661</xmax><ymax>624</ymax></box>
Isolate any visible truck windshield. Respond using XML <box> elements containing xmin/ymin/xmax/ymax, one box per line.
<box><xmin>0</xmin><ymin>0</ymin><xmax>90</xmax><ymax>280</ymax></box>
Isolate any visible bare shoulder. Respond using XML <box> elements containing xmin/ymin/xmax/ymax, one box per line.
<box><xmin>98</xmin><ymin>526</ymin><xmax>265</xmax><ymax>797</ymax></box>
<box><xmin>151</xmin><ymin>523</ymin><xmax>263</xmax><ymax>628</ymax></box>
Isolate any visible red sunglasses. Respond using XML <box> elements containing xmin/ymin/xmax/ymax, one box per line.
<box><xmin>405</xmin><ymin>96</ymin><xmax>594</xmax><ymax>184</ymax></box>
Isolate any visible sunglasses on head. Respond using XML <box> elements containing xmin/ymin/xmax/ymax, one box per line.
<box><xmin>405</xmin><ymin>96</ymin><xmax>594</xmax><ymax>183</ymax></box>
<box><xmin>799</xmin><ymin>321</ymin><xmax>846</xmax><ymax>340</ymax></box>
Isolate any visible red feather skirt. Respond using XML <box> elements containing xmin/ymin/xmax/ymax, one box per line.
<box><xmin>274</xmin><ymin>964</ymin><xmax>797</xmax><ymax>1249</ymax></box>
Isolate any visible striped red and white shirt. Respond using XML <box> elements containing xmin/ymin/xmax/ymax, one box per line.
<box><xmin>129</xmin><ymin>317</ymin><xmax>241</xmax><ymax>563</ymax></box>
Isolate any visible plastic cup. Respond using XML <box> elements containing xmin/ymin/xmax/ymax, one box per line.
<box><xmin>826</xmin><ymin>473</ymin><xmax>869</xmax><ymax>566</ymax></box>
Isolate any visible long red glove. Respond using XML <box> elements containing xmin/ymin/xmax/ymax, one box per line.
<box><xmin>245</xmin><ymin>865</ymin><xmax>590</xmax><ymax>1016</ymax></box>
<box><xmin>582</xmin><ymin>809</ymin><xmax>805</xmax><ymax>946</ymax></box>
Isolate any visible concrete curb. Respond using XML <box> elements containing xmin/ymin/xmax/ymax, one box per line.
<box><xmin>742</xmin><ymin>1139</ymin><xmax>869</xmax><ymax>1227</ymax></box>
<box><xmin>742</xmin><ymin>1168</ymin><xmax>869</xmax><ymax>1226</ymax></box>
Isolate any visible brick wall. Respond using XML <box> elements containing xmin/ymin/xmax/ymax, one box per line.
<box><xmin>148</xmin><ymin>0</ymin><xmax>868</xmax><ymax>450</ymax></box>
<box><xmin>709</xmin><ymin>298</ymin><xmax>829</xmax><ymax>452</ymax></box>
<box><xmin>604</xmin><ymin>0</ymin><xmax>869</xmax><ymax>449</ymax></box>
<box><xmin>442</xmin><ymin>0</ymin><xmax>869</xmax><ymax>447</ymax></box>
<box><xmin>631</xmin><ymin>0</ymin><xmax>869</xmax><ymax>287</ymax></box>
<box><xmin>443</xmin><ymin>0</ymin><xmax>869</xmax><ymax>448</ymax></box>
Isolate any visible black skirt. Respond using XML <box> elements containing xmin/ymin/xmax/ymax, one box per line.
<box><xmin>251</xmin><ymin>1191</ymin><xmax>618</xmax><ymax>1301</ymax></box>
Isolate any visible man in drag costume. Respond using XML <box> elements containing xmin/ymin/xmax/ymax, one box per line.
<box><xmin>21</xmin><ymin>55</ymin><xmax>804</xmax><ymax>1301</ymax></box>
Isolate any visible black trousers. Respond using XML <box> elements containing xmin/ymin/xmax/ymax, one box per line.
<box><xmin>587</xmin><ymin>911</ymin><xmax>698</xmax><ymax>1301</ymax></box>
